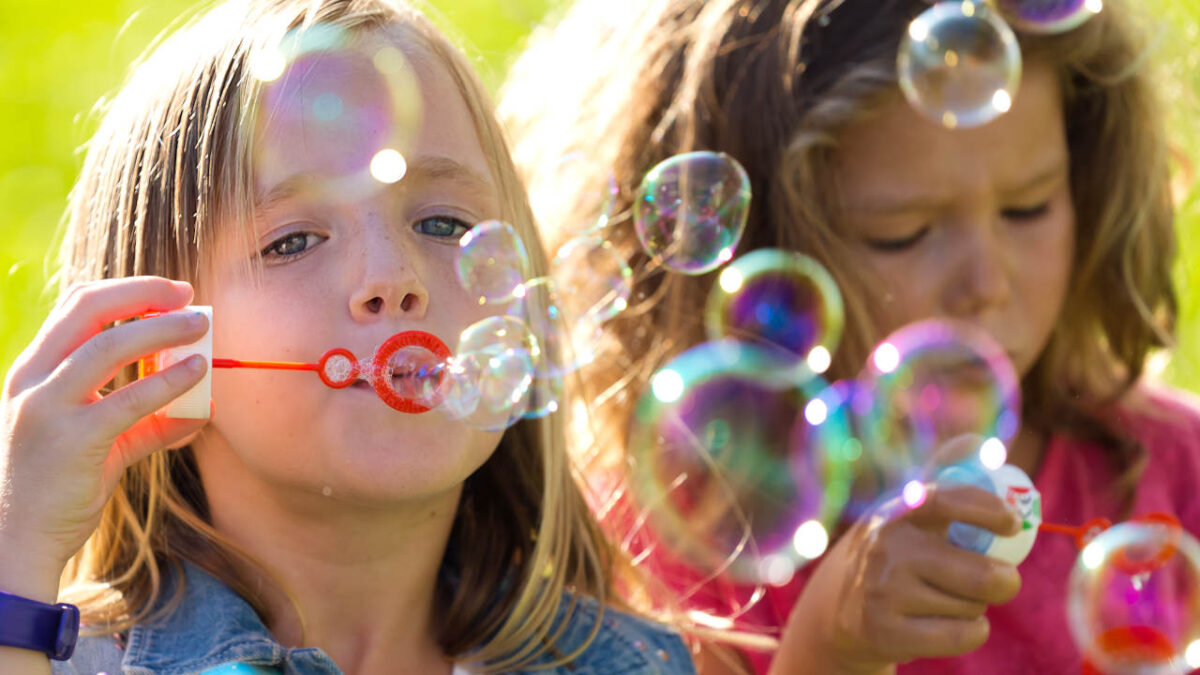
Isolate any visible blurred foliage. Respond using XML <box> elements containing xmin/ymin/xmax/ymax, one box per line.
<box><xmin>0</xmin><ymin>0</ymin><xmax>1197</xmax><ymax>395</ymax></box>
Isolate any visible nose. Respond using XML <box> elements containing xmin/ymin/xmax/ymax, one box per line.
<box><xmin>349</xmin><ymin>228</ymin><xmax>429</xmax><ymax>322</ymax></box>
<box><xmin>944</xmin><ymin>222</ymin><xmax>1012</xmax><ymax>318</ymax></box>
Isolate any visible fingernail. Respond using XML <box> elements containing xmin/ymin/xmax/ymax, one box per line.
<box><xmin>186</xmin><ymin>311</ymin><xmax>207</xmax><ymax>328</ymax></box>
<box><xmin>185</xmin><ymin>354</ymin><xmax>206</xmax><ymax>372</ymax></box>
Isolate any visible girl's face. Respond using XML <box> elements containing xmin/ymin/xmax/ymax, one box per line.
<box><xmin>833</xmin><ymin>63</ymin><xmax>1075</xmax><ymax>378</ymax></box>
<box><xmin>195</xmin><ymin>34</ymin><xmax>505</xmax><ymax>504</ymax></box>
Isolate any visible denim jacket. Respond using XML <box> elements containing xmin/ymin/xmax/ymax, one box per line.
<box><xmin>51</xmin><ymin>563</ymin><xmax>695</xmax><ymax>675</ymax></box>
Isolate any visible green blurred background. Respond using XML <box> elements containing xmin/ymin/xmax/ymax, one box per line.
<box><xmin>0</xmin><ymin>0</ymin><xmax>1197</xmax><ymax>391</ymax></box>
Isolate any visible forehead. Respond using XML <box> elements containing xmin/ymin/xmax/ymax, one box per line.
<box><xmin>251</xmin><ymin>28</ymin><xmax>491</xmax><ymax>200</ymax></box>
<box><xmin>834</xmin><ymin>63</ymin><xmax>1067</xmax><ymax>195</ymax></box>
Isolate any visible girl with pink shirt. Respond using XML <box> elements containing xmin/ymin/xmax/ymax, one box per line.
<box><xmin>500</xmin><ymin>0</ymin><xmax>1197</xmax><ymax>672</ymax></box>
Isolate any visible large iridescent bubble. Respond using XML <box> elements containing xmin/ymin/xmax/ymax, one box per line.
<box><xmin>505</xmin><ymin>277</ymin><xmax>582</xmax><ymax>419</ymax></box>
<box><xmin>705</xmin><ymin>249</ymin><xmax>844</xmax><ymax>377</ymax></box>
<box><xmin>253</xmin><ymin>25</ymin><xmax>422</xmax><ymax>198</ymax></box>
<box><xmin>509</xmin><ymin>276</ymin><xmax>596</xmax><ymax>378</ymax></box>
<box><xmin>854</xmin><ymin>319</ymin><xmax>1021</xmax><ymax>504</ymax></box>
<box><xmin>457</xmin><ymin>221</ymin><xmax>531</xmax><ymax>306</ymax></box>
<box><xmin>627</xmin><ymin>340</ymin><xmax>851</xmax><ymax>585</ymax></box>
<box><xmin>897</xmin><ymin>1</ymin><xmax>1022</xmax><ymax>129</ymax></box>
<box><xmin>1068</xmin><ymin>519</ymin><xmax>1200</xmax><ymax>675</ymax></box>
<box><xmin>447</xmin><ymin>315</ymin><xmax>538</xmax><ymax>430</ymax></box>
<box><xmin>634</xmin><ymin>152</ymin><xmax>751</xmax><ymax>275</ymax></box>
<box><xmin>994</xmin><ymin>0</ymin><xmax>1103</xmax><ymax>34</ymax></box>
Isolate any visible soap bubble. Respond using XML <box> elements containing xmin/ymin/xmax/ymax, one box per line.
<box><xmin>854</xmin><ymin>319</ymin><xmax>1021</xmax><ymax>504</ymax></box>
<box><xmin>254</xmin><ymin>26</ymin><xmax>422</xmax><ymax>198</ymax></box>
<box><xmin>1068</xmin><ymin>518</ymin><xmax>1200</xmax><ymax>675</ymax></box>
<box><xmin>627</xmin><ymin>340</ymin><xmax>851</xmax><ymax>584</ymax></box>
<box><xmin>634</xmin><ymin>152</ymin><xmax>751</xmax><ymax>275</ymax></box>
<box><xmin>457</xmin><ymin>221</ymin><xmax>531</xmax><ymax>305</ymax></box>
<box><xmin>994</xmin><ymin>0</ymin><xmax>1103</xmax><ymax>34</ymax></box>
<box><xmin>705</xmin><ymin>249</ymin><xmax>844</xmax><ymax>376</ymax></box>
<box><xmin>450</xmin><ymin>315</ymin><xmax>538</xmax><ymax>430</ymax></box>
<box><xmin>898</xmin><ymin>1</ymin><xmax>1022</xmax><ymax>129</ymax></box>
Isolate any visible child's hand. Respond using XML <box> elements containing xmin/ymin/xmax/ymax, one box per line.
<box><xmin>771</xmin><ymin>481</ymin><xmax>1023</xmax><ymax>674</ymax></box>
<box><xmin>0</xmin><ymin>277</ymin><xmax>210</xmax><ymax>596</ymax></box>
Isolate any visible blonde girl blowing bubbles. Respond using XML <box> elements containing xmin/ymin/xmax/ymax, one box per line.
<box><xmin>501</xmin><ymin>0</ymin><xmax>1198</xmax><ymax>672</ymax></box>
<box><xmin>0</xmin><ymin>0</ymin><xmax>697</xmax><ymax>673</ymax></box>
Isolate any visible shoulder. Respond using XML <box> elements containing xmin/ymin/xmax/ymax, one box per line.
<box><xmin>1111</xmin><ymin>383</ymin><xmax>1200</xmax><ymax>528</ymax></box>
<box><xmin>1103</xmin><ymin>383</ymin><xmax>1200</xmax><ymax>478</ymax></box>
<box><xmin>512</xmin><ymin>591</ymin><xmax>696</xmax><ymax>674</ymax></box>
<box><xmin>51</xmin><ymin>631</ymin><xmax>126</xmax><ymax>675</ymax></box>
<box><xmin>1112</xmin><ymin>383</ymin><xmax>1200</xmax><ymax>449</ymax></box>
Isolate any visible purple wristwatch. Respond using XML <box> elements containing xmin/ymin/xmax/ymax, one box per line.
<box><xmin>0</xmin><ymin>590</ymin><xmax>79</xmax><ymax>661</ymax></box>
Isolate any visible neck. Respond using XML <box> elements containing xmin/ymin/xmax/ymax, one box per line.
<box><xmin>195</xmin><ymin>444</ymin><xmax>461</xmax><ymax>675</ymax></box>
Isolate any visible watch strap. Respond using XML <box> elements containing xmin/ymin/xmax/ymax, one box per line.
<box><xmin>0</xmin><ymin>590</ymin><xmax>79</xmax><ymax>661</ymax></box>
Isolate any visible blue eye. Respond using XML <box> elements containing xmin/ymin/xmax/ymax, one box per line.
<box><xmin>415</xmin><ymin>216</ymin><xmax>472</xmax><ymax>239</ymax></box>
<box><xmin>261</xmin><ymin>232</ymin><xmax>326</xmax><ymax>260</ymax></box>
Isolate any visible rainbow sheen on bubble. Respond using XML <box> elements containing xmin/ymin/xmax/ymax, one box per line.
<box><xmin>855</xmin><ymin>320</ymin><xmax>1021</xmax><ymax>500</ymax></box>
<box><xmin>634</xmin><ymin>152</ymin><xmax>751</xmax><ymax>275</ymax></box>
<box><xmin>254</xmin><ymin>26</ymin><xmax>422</xmax><ymax>199</ymax></box>
<box><xmin>627</xmin><ymin>340</ymin><xmax>851</xmax><ymax>585</ymax></box>
<box><xmin>508</xmin><ymin>277</ymin><xmax>596</xmax><ymax>378</ymax></box>
<box><xmin>552</xmin><ymin>235</ymin><xmax>634</xmax><ymax>325</ymax></box>
<box><xmin>995</xmin><ymin>0</ymin><xmax>1102</xmax><ymax>34</ymax></box>
<box><xmin>1068</xmin><ymin>520</ymin><xmax>1200</xmax><ymax>675</ymax></box>
<box><xmin>705</xmin><ymin>249</ymin><xmax>844</xmax><ymax>373</ymax></box>
<box><xmin>505</xmin><ymin>277</ymin><xmax>579</xmax><ymax>419</ymax></box>
<box><xmin>457</xmin><ymin>220</ymin><xmax>531</xmax><ymax>305</ymax></box>
<box><xmin>897</xmin><ymin>1</ymin><xmax>1022</xmax><ymax>129</ymax></box>
<box><xmin>449</xmin><ymin>315</ymin><xmax>537</xmax><ymax>430</ymax></box>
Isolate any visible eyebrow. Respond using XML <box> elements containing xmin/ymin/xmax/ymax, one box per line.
<box><xmin>404</xmin><ymin>155</ymin><xmax>495</xmax><ymax>198</ymax></box>
<box><xmin>253</xmin><ymin>155</ymin><xmax>496</xmax><ymax>212</ymax></box>
<box><xmin>850</xmin><ymin>158</ymin><xmax>1069</xmax><ymax>216</ymax></box>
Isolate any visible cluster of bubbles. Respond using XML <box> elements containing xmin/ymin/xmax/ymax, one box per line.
<box><xmin>256</xmin><ymin>12</ymin><xmax>1200</xmax><ymax>670</ymax></box>
<box><xmin>444</xmin><ymin>151</ymin><xmax>755</xmax><ymax>433</ymax></box>
<box><xmin>898</xmin><ymin>0</ymin><xmax>1103</xmax><ymax>128</ymax></box>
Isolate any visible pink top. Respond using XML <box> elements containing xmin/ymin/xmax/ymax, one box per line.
<box><xmin>736</xmin><ymin>384</ymin><xmax>1200</xmax><ymax>674</ymax></box>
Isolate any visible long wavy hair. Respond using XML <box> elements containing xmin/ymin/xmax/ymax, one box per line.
<box><xmin>500</xmin><ymin>0</ymin><xmax>1178</xmax><ymax>511</ymax></box>
<box><xmin>55</xmin><ymin>0</ymin><xmax>621</xmax><ymax>669</ymax></box>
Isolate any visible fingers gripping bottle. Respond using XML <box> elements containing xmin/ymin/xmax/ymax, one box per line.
<box><xmin>939</xmin><ymin>459</ymin><xmax>1042</xmax><ymax>565</ymax></box>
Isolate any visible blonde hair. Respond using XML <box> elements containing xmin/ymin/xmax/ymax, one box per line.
<box><xmin>56</xmin><ymin>0</ymin><xmax>619</xmax><ymax>669</ymax></box>
<box><xmin>501</xmin><ymin>0</ymin><xmax>1178</xmax><ymax>507</ymax></box>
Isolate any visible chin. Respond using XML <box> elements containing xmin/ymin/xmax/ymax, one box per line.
<box><xmin>319</xmin><ymin>429</ymin><xmax>494</xmax><ymax>497</ymax></box>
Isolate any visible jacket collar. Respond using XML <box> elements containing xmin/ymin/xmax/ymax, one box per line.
<box><xmin>121</xmin><ymin>562</ymin><xmax>322</xmax><ymax>674</ymax></box>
